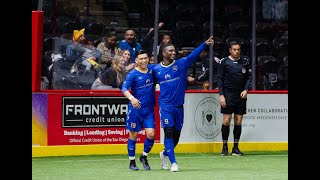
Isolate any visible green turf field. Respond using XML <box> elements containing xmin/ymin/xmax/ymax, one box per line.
<box><xmin>32</xmin><ymin>151</ymin><xmax>288</xmax><ymax>180</ymax></box>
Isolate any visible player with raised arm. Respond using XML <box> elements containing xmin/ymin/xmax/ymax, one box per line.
<box><xmin>153</xmin><ymin>36</ymin><xmax>214</xmax><ymax>172</ymax></box>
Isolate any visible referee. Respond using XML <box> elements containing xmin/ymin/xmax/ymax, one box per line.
<box><xmin>217</xmin><ymin>41</ymin><xmax>252</xmax><ymax>156</ymax></box>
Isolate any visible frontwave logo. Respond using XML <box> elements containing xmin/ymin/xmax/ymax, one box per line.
<box><xmin>62</xmin><ymin>96</ymin><xmax>129</xmax><ymax>128</ymax></box>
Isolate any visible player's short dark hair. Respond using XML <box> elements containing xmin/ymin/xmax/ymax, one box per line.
<box><xmin>229</xmin><ymin>41</ymin><xmax>241</xmax><ymax>48</ymax></box>
<box><xmin>161</xmin><ymin>43</ymin><xmax>175</xmax><ymax>53</ymax></box>
<box><xmin>135</xmin><ymin>49</ymin><xmax>148</xmax><ymax>57</ymax></box>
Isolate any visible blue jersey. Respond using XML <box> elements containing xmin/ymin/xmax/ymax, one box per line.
<box><xmin>118</xmin><ymin>40</ymin><xmax>142</xmax><ymax>63</ymax></box>
<box><xmin>122</xmin><ymin>64</ymin><xmax>156</xmax><ymax>108</ymax></box>
<box><xmin>153</xmin><ymin>42</ymin><xmax>207</xmax><ymax>107</ymax></box>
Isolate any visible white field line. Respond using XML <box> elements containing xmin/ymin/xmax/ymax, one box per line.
<box><xmin>32</xmin><ymin>154</ymin><xmax>288</xmax><ymax>163</ymax></box>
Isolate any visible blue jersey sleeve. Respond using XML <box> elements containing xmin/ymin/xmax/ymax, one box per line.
<box><xmin>180</xmin><ymin>42</ymin><xmax>207</xmax><ymax>68</ymax></box>
<box><xmin>121</xmin><ymin>69</ymin><xmax>135</xmax><ymax>94</ymax></box>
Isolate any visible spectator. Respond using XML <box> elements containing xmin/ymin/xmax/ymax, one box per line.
<box><xmin>81</xmin><ymin>40</ymin><xmax>102</xmax><ymax>71</ymax></box>
<box><xmin>187</xmin><ymin>48</ymin><xmax>220</xmax><ymax>89</ymax></box>
<box><xmin>149</xmin><ymin>56</ymin><xmax>155</xmax><ymax>64</ymax></box>
<box><xmin>66</xmin><ymin>28</ymin><xmax>86</xmax><ymax>64</ymax></box>
<box><xmin>120</xmin><ymin>50</ymin><xmax>135</xmax><ymax>73</ymax></box>
<box><xmin>91</xmin><ymin>55</ymin><xmax>126</xmax><ymax>90</ymax></box>
<box><xmin>97</xmin><ymin>32</ymin><xmax>120</xmax><ymax>70</ymax></box>
<box><xmin>140</xmin><ymin>22</ymin><xmax>164</xmax><ymax>57</ymax></box>
<box><xmin>118</xmin><ymin>29</ymin><xmax>142</xmax><ymax>63</ymax></box>
<box><xmin>157</xmin><ymin>34</ymin><xmax>188</xmax><ymax>62</ymax></box>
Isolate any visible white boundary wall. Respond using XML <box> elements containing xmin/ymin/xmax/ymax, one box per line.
<box><xmin>160</xmin><ymin>93</ymin><xmax>288</xmax><ymax>142</ymax></box>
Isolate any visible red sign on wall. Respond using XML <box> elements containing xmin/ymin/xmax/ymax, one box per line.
<box><xmin>47</xmin><ymin>93</ymin><xmax>160</xmax><ymax>145</ymax></box>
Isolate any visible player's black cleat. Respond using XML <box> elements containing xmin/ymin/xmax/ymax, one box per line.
<box><xmin>221</xmin><ymin>145</ymin><xmax>228</xmax><ymax>156</ymax></box>
<box><xmin>129</xmin><ymin>160</ymin><xmax>139</xmax><ymax>170</ymax></box>
<box><xmin>139</xmin><ymin>155</ymin><xmax>151</xmax><ymax>170</ymax></box>
<box><xmin>232</xmin><ymin>147</ymin><xmax>244</xmax><ymax>156</ymax></box>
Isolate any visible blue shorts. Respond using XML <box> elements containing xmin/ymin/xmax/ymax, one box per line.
<box><xmin>126</xmin><ymin>106</ymin><xmax>155</xmax><ymax>132</ymax></box>
<box><xmin>159</xmin><ymin>106</ymin><xmax>184</xmax><ymax>130</ymax></box>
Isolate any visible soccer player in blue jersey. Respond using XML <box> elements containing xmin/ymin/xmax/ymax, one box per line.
<box><xmin>122</xmin><ymin>49</ymin><xmax>156</xmax><ymax>171</ymax></box>
<box><xmin>153</xmin><ymin>36</ymin><xmax>214</xmax><ymax>172</ymax></box>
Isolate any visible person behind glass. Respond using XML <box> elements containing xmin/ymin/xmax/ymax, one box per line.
<box><xmin>149</xmin><ymin>56</ymin><xmax>155</xmax><ymax>64</ymax></box>
<box><xmin>140</xmin><ymin>22</ymin><xmax>164</xmax><ymax>57</ymax></box>
<box><xmin>122</xmin><ymin>49</ymin><xmax>157</xmax><ymax>171</ymax></box>
<box><xmin>187</xmin><ymin>48</ymin><xmax>220</xmax><ymax>90</ymax></box>
<box><xmin>157</xmin><ymin>34</ymin><xmax>188</xmax><ymax>62</ymax></box>
<box><xmin>217</xmin><ymin>41</ymin><xmax>252</xmax><ymax>156</ymax></box>
<box><xmin>66</xmin><ymin>28</ymin><xmax>86</xmax><ymax>63</ymax></box>
<box><xmin>120</xmin><ymin>50</ymin><xmax>135</xmax><ymax>73</ymax></box>
<box><xmin>97</xmin><ymin>32</ymin><xmax>120</xmax><ymax>70</ymax></box>
<box><xmin>81</xmin><ymin>40</ymin><xmax>102</xmax><ymax>71</ymax></box>
<box><xmin>153</xmin><ymin>36</ymin><xmax>214</xmax><ymax>172</ymax></box>
<box><xmin>91</xmin><ymin>55</ymin><xmax>125</xmax><ymax>90</ymax></box>
<box><xmin>118</xmin><ymin>29</ymin><xmax>142</xmax><ymax>64</ymax></box>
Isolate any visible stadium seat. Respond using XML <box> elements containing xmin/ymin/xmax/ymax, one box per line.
<box><xmin>281</xmin><ymin>56</ymin><xmax>288</xmax><ymax>90</ymax></box>
<box><xmin>257</xmin><ymin>56</ymin><xmax>282</xmax><ymax>90</ymax></box>
<box><xmin>211</xmin><ymin>37</ymin><xmax>224</xmax><ymax>58</ymax></box>
<box><xmin>85</xmin><ymin>23</ymin><xmax>105</xmax><ymax>36</ymax></box>
<box><xmin>43</xmin><ymin>37</ymin><xmax>56</xmax><ymax>53</ymax></box>
<box><xmin>63</xmin><ymin>21</ymin><xmax>81</xmax><ymax>34</ymax></box>
<box><xmin>272</xmin><ymin>38</ymin><xmax>288</xmax><ymax>61</ymax></box>
<box><xmin>76</xmin><ymin>70</ymin><xmax>97</xmax><ymax>89</ymax></box>
<box><xmin>249</xmin><ymin>38</ymin><xmax>272</xmax><ymax>57</ymax></box>
<box><xmin>203</xmin><ymin>21</ymin><xmax>223</xmax><ymax>40</ymax></box>
<box><xmin>175</xmin><ymin>2</ymin><xmax>202</xmax><ymax>22</ymax></box>
<box><xmin>229</xmin><ymin>22</ymin><xmax>250</xmax><ymax>39</ymax></box>
<box><xmin>175</xmin><ymin>20</ymin><xmax>202</xmax><ymax>48</ymax></box>
<box><xmin>61</xmin><ymin>33</ymin><xmax>73</xmax><ymax>41</ymax></box>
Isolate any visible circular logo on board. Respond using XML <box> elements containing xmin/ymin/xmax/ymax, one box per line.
<box><xmin>194</xmin><ymin>97</ymin><xmax>222</xmax><ymax>139</ymax></box>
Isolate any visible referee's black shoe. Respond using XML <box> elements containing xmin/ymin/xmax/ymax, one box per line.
<box><xmin>139</xmin><ymin>155</ymin><xmax>151</xmax><ymax>170</ymax></box>
<box><xmin>232</xmin><ymin>147</ymin><xmax>244</xmax><ymax>156</ymax></box>
<box><xmin>221</xmin><ymin>145</ymin><xmax>228</xmax><ymax>156</ymax></box>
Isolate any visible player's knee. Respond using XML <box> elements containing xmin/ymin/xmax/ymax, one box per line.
<box><xmin>129</xmin><ymin>131</ymin><xmax>138</xmax><ymax>140</ymax></box>
<box><xmin>146</xmin><ymin>130</ymin><xmax>155</xmax><ymax>139</ymax></box>
<box><xmin>164</xmin><ymin>127</ymin><xmax>174</xmax><ymax>139</ymax></box>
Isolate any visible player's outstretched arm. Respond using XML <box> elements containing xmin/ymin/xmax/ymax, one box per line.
<box><xmin>184</xmin><ymin>36</ymin><xmax>215</xmax><ymax>67</ymax></box>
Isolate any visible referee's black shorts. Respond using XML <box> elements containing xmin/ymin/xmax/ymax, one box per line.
<box><xmin>221</xmin><ymin>91</ymin><xmax>247</xmax><ymax>115</ymax></box>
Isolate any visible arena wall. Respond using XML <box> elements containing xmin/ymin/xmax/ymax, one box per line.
<box><xmin>32</xmin><ymin>91</ymin><xmax>288</xmax><ymax>157</ymax></box>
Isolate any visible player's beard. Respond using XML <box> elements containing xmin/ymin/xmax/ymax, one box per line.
<box><xmin>169</xmin><ymin>54</ymin><xmax>175</xmax><ymax>61</ymax></box>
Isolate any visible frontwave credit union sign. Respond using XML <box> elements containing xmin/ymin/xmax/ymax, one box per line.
<box><xmin>46</xmin><ymin>94</ymin><xmax>160</xmax><ymax>145</ymax></box>
<box><xmin>62</xmin><ymin>96</ymin><xmax>128</xmax><ymax>127</ymax></box>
